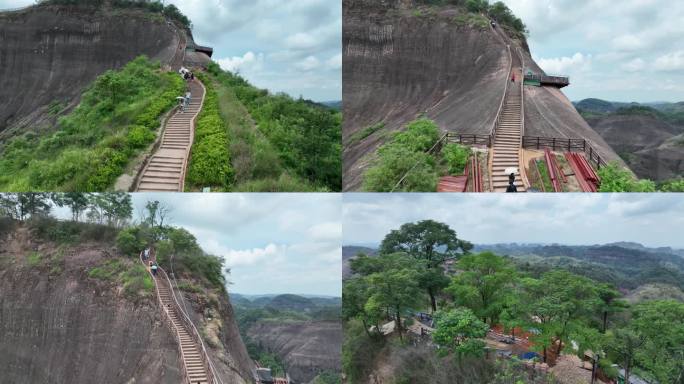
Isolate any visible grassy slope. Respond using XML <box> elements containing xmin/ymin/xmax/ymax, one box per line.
<box><xmin>186</xmin><ymin>62</ymin><xmax>341</xmax><ymax>192</ymax></box>
<box><xmin>0</xmin><ymin>57</ymin><xmax>184</xmax><ymax>191</ymax></box>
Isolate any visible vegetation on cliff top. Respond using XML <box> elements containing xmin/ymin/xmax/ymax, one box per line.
<box><xmin>416</xmin><ymin>0</ymin><xmax>527</xmax><ymax>36</ymax></box>
<box><xmin>0</xmin><ymin>193</ymin><xmax>227</xmax><ymax>293</ymax></box>
<box><xmin>197</xmin><ymin>62</ymin><xmax>342</xmax><ymax>192</ymax></box>
<box><xmin>37</xmin><ymin>0</ymin><xmax>192</xmax><ymax>29</ymax></box>
<box><xmin>343</xmin><ymin>220</ymin><xmax>684</xmax><ymax>384</ymax></box>
<box><xmin>363</xmin><ymin>118</ymin><xmax>472</xmax><ymax>192</ymax></box>
<box><xmin>0</xmin><ymin>57</ymin><xmax>184</xmax><ymax>191</ymax></box>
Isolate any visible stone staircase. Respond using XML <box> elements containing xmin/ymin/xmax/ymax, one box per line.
<box><xmin>136</xmin><ymin>79</ymin><xmax>205</xmax><ymax>192</ymax></box>
<box><xmin>491</xmin><ymin>71</ymin><xmax>526</xmax><ymax>192</ymax></box>
<box><xmin>141</xmin><ymin>250</ymin><xmax>217</xmax><ymax>384</ymax></box>
<box><xmin>155</xmin><ymin>276</ymin><xmax>211</xmax><ymax>384</ymax></box>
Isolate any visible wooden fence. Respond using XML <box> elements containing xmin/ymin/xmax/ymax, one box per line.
<box><xmin>522</xmin><ymin>136</ymin><xmax>607</xmax><ymax>169</ymax></box>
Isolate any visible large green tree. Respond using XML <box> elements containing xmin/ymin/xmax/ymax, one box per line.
<box><xmin>606</xmin><ymin>328</ymin><xmax>645</xmax><ymax>384</ymax></box>
<box><xmin>363</xmin><ymin>254</ymin><xmax>423</xmax><ymax>340</ymax></box>
<box><xmin>630</xmin><ymin>300</ymin><xmax>684</xmax><ymax>383</ymax></box>
<box><xmin>380</xmin><ymin>220</ymin><xmax>472</xmax><ymax>311</ymax></box>
<box><xmin>520</xmin><ymin>270</ymin><xmax>600</xmax><ymax>362</ymax></box>
<box><xmin>446</xmin><ymin>252</ymin><xmax>515</xmax><ymax>324</ymax></box>
<box><xmin>433</xmin><ymin>307</ymin><xmax>488</xmax><ymax>358</ymax></box>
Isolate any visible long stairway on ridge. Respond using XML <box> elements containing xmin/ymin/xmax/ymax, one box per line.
<box><xmin>142</xmin><ymin>251</ymin><xmax>216</xmax><ymax>384</ymax></box>
<box><xmin>136</xmin><ymin>79</ymin><xmax>205</xmax><ymax>192</ymax></box>
<box><xmin>490</xmin><ymin>69</ymin><xmax>526</xmax><ymax>192</ymax></box>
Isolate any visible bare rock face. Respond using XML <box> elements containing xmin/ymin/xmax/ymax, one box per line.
<box><xmin>0</xmin><ymin>233</ymin><xmax>182</xmax><ymax>383</ymax></box>
<box><xmin>585</xmin><ymin>114</ymin><xmax>684</xmax><ymax>180</ymax></box>
<box><xmin>247</xmin><ymin>320</ymin><xmax>342</xmax><ymax>383</ymax></box>
<box><xmin>342</xmin><ymin>1</ymin><xmax>625</xmax><ymax>190</ymax></box>
<box><xmin>0</xmin><ymin>4</ymin><xmax>181</xmax><ymax>138</ymax></box>
<box><xmin>343</xmin><ymin>3</ymin><xmax>508</xmax><ymax>190</ymax></box>
<box><xmin>0</xmin><ymin>226</ymin><xmax>254</xmax><ymax>384</ymax></box>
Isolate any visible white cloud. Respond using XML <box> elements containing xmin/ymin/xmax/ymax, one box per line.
<box><xmin>326</xmin><ymin>53</ymin><xmax>342</xmax><ymax>70</ymax></box>
<box><xmin>295</xmin><ymin>55</ymin><xmax>321</xmax><ymax>71</ymax></box>
<box><xmin>622</xmin><ymin>58</ymin><xmax>645</xmax><ymax>72</ymax></box>
<box><xmin>653</xmin><ymin>51</ymin><xmax>684</xmax><ymax>71</ymax></box>
<box><xmin>308</xmin><ymin>221</ymin><xmax>342</xmax><ymax>242</ymax></box>
<box><xmin>286</xmin><ymin>32</ymin><xmax>320</xmax><ymax>50</ymax></box>
<box><xmin>537</xmin><ymin>53</ymin><xmax>591</xmax><ymax>75</ymax></box>
<box><xmin>612</xmin><ymin>34</ymin><xmax>645</xmax><ymax>51</ymax></box>
<box><xmin>216</xmin><ymin>51</ymin><xmax>264</xmax><ymax>73</ymax></box>
<box><xmin>223</xmin><ymin>244</ymin><xmax>283</xmax><ymax>268</ymax></box>
<box><xmin>343</xmin><ymin>194</ymin><xmax>684</xmax><ymax>249</ymax></box>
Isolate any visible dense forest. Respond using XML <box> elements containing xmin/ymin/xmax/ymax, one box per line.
<box><xmin>343</xmin><ymin>220</ymin><xmax>684</xmax><ymax>384</ymax></box>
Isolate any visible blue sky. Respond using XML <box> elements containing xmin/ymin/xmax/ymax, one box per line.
<box><xmin>0</xmin><ymin>0</ymin><xmax>341</xmax><ymax>102</ymax></box>
<box><xmin>501</xmin><ymin>0</ymin><xmax>684</xmax><ymax>102</ymax></box>
<box><xmin>53</xmin><ymin>193</ymin><xmax>342</xmax><ymax>297</ymax></box>
<box><xmin>343</xmin><ymin>194</ymin><xmax>684</xmax><ymax>248</ymax></box>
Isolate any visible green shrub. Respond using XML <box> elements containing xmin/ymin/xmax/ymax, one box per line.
<box><xmin>89</xmin><ymin>259</ymin><xmax>152</xmax><ymax>298</ymax></box>
<box><xmin>231</xmin><ymin>173</ymin><xmax>322</xmax><ymax>192</ymax></box>
<box><xmin>116</xmin><ymin>227</ymin><xmax>146</xmax><ymax>257</ymax></box>
<box><xmin>121</xmin><ymin>264</ymin><xmax>154</xmax><ymax>297</ymax></box>
<box><xmin>598</xmin><ymin>162</ymin><xmax>656</xmax><ymax>192</ymax></box>
<box><xmin>363</xmin><ymin>118</ymin><xmax>441</xmax><ymax>191</ymax></box>
<box><xmin>186</xmin><ymin>75</ymin><xmax>234</xmax><ymax>190</ymax></box>
<box><xmin>204</xmin><ymin>61</ymin><xmax>341</xmax><ymax>191</ymax></box>
<box><xmin>0</xmin><ymin>56</ymin><xmax>184</xmax><ymax>191</ymax></box>
<box><xmin>443</xmin><ymin>143</ymin><xmax>471</xmax><ymax>175</ymax></box>
<box><xmin>347</xmin><ymin>122</ymin><xmax>385</xmax><ymax>145</ymax></box>
<box><xmin>89</xmin><ymin>260</ymin><xmax>123</xmax><ymax>280</ymax></box>
<box><xmin>27</xmin><ymin>252</ymin><xmax>42</xmax><ymax>267</ymax></box>
<box><xmin>392</xmin><ymin>118</ymin><xmax>441</xmax><ymax>152</ymax></box>
<box><xmin>658</xmin><ymin>179</ymin><xmax>684</xmax><ymax>192</ymax></box>
<box><xmin>126</xmin><ymin>125</ymin><xmax>154</xmax><ymax>149</ymax></box>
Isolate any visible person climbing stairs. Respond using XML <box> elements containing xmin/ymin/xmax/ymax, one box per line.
<box><xmin>490</xmin><ymin>68</ymin><xmax>526</xmax><ymax>192</ymax></box>
<box><xmin>140</xmin><ymin>249</ymin><xmax>217</xmax><ymax>384</ymax></box>
<box><xmin>136</xmin><ymin>78</ymin><xmax>205</xmax><ymax>192</ymax></box>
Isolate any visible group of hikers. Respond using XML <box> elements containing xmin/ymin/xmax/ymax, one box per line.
<box><xmin>177</xmin><ymin>67</ymin><xmax>194</xmax><ymax>112</ymax></box>
<box><xmin>179</xmin><ymin>66</ymin><xmax>194</xmax><ymax>81</ymax></box>
<box><xmin>142</xmin><ymin>247</ymin><xmax>159</xmax><ymax>276</ymax></box>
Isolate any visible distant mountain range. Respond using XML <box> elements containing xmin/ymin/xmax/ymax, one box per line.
<box><xmin>573</xmin><ymin>98</ymin><xmax>684</xmax><ymax>115</ymax></box>
<box><xmin>573</xmin><ymin>98</ymin><xmax>684</xmax><ymax>182</ymax></box>
<box><xmin>230</xmin><ymin>293</ymin><xmax>341</xmax><ymax>312</ymax></box>
<box><xmin>343</xmin><ymin>242</ymin><xmax>684</xmax><ymax>290</ymax></box>
<box><xmin>321</xmin><ymin>100</ymin><xmax>342</xmax><ymax>111</ymax></box>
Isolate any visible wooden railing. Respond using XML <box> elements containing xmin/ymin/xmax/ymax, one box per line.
<box><xmin>521</xmin><ymin>136</ymin><xmax>607</xmax><ymax>169</ymax></box>
<box><xmin>445</xmin><ymin>132</ymin><xmax>491</xmax><ymax>147</ymax></box>
<box><xmin>488</xmin><ymin>44</ymin><xmax>514</xmax><ymax>145</ymax></box>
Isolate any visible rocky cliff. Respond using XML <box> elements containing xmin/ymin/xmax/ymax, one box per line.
<box><xmin>0</xmin><ymin>223</ymin><xmax>254</xmax><ymax>383</ymax></box>
<box><xmin>0</xmin><ymin>3</ymin><xmax>202</xmax><ymax>140</ymax></box>
<box><xmin>342</xmin><ymin>0</ymin><xmax>623</xmax><ymax>190</ymax></box>
<box><xmin>585</xmin><ymin>114</ymin><xmax>684</xmax><ymax>181</ymax></box>
<box><xmin>248</xmin><ymin>320</ymin><xmax>342</xmax><ymax>383</ymax></box>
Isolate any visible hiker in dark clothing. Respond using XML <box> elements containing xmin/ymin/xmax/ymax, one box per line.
<box><xmin>506</xmin><ymin>173</ymin><xmax>518</xmax><ymax>193</ymax></box>
<box><xmin>511</xmin><ymin>74</ymin><xmax>515</xmax><ymax>82</ymax></box>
